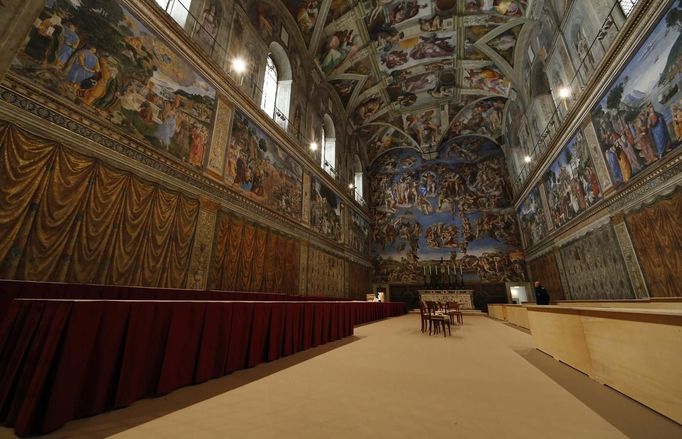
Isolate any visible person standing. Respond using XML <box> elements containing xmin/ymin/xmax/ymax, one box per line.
<box><xmin>534</xmin><ymin>281</ymin><xmax>550</xmax><ymax>305</ymax></box>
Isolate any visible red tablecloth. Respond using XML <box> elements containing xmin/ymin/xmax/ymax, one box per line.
<box><xmin>0</xmin><ymin>280</ymin><xmax>357</xmax><ymax>322</ymax></box>
<box><xmin>0</xmin><ymin>298</ymin><xmax>406</xmax><ymax>436</ymax></box>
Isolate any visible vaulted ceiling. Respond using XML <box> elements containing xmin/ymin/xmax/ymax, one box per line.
<box><xmin>280</xmin><ymin>0</ymin><xmax>531</xmax><ymax>166</ymax></box>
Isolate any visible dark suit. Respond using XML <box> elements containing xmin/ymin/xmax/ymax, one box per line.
<box><xmin>535</xmin><ymin>286</ymin><xmax>550</xmax><ymax>305</ymax></box>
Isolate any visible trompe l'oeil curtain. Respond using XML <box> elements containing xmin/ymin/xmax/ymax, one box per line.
<box><xmin>349</xmin><ymin>262</ymin><xmax>371</xmax><ymax>299</ymax></box>
<box><xmin>208</xmin><ymin>210</ymin><xmax>300</xmax><ymax>294</ymax></box>
<box><xmin>625</xmin><ymin>188</ymin><xmax>682</xmax><ymax>297</ymax></box>
<box><xmin>0</xmin><ymin>122</ymin><xmax>200</xmax><ymax>287</ymax></box>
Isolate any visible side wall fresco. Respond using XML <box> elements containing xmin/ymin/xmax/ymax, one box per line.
<box><xmin>517</xmin><ymin>1</ymin><xmax>682</xmax><ymax>300</ymax></box>
<box><xmin>0</xmin><ymin>0</ymin><xmax>372</xmax><ymax>296</ymax></box>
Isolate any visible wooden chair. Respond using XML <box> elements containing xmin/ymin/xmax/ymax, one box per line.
<box><xmin>445</xmin><ymin>301</ymin><xmax>463</xmax><ymax>325</ymax></box>
<box><xmin>419</xmin><ymin>302</ymin><xmax>430</xmax><ymax>333</ymax></box>
<box><xmin>426</xmin><ymin>301</ymin><xmax>451</xmax><ymax>337</ymax></box>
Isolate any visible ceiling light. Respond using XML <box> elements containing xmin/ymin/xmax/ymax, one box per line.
<box><xmin>231</xmin><ymin>58</ymin><xmax>247</xmax><ymax>74</ymax></box>
<box><xmin>558</xmin><ymin>86</ymin><xmax>572</xmax><ymax>99</ymax></box>
<box><xmin>524</xmin><ymin>155</ymin><xmax>532</xmax><ymax>163</ymax></box>
<box><xmin>309</xmin><ymin>142</ymin><xmax>318</xmax><ymax>151</ymax></box>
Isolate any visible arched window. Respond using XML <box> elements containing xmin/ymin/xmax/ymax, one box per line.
<box><xmin>321</xmin><ymin>114</ymin><xmax>336</xmax><ymax>178</ymax></box>
<box><xmin>155</xmin><ymin>0</ymin><xmax>191</xmax><ymax>27</ymax></box>
<box><xmin>353</xmin><ymin>155</ymin><xmax>364</xmax><ymax>204</ymax></box>
<box><xmin>261</xmin><ymin>43</ymin><xmax>292</xmax><ymax>130</ymax></box>
<box><xmin>260</xmin><ymin>55</ymin><xmax>278</xmax><ymax>119</ymax></box>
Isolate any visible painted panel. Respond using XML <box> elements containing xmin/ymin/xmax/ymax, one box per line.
<box><xmin>318</xmin><ymin>14</ymin><xmax>364</xmax><ymax>75</ymax></box>
<box><xmin>517</xmin><ymin>185</ymin><xmax>548</xmax><ymax>248</ymax></box>
<box><xmin>558</xmin><ymin>223</ymin><xmax>634</xmax><ymax>300</ymax></box>
<box><xmin>12</xmin><ymin>0</ymin><xmax>217</xmax><ymax>166</ymax></box>
<box><xmin>349</xmin><ymin>210</ymin><xmax>370</xmax><ymax>254</ymax></box>
<box><xmin>543</xmin><ymin>130</ymin><xmax>602</xmax><ymax>228</ymax></box>
<box><xmin>310</xmin><ymin>176</ymin><xmax>342</xmax><ymax>242</ymax></box>
<box><xmin>591</xmin><ymin>1</ymin><xmax>682</xmax><ymax>186</ymax></box>
<box><xmin>462</xmin><ymin>62</ymin><xmax>510</xmax><ymax>96</ymax></box>
<box><xmin>463</xmin><ymin>0</ymin><xmax>525</xmax><ymax>16</ymax></box>
<box><xmin>487</xmin><ymin>25</ymin><xmax>522</xmax><ymax>67</ymax></box>
<box><xmin>284</xmin><ymin>0</ymin><xmax>321</xmax><ymax>44</ymax></box>
<box><xmin>227</xmin><ymin>110</ymin><xmax>303</xmax><ymax>219</ymax></box>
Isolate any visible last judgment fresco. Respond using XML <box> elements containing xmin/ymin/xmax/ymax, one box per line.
<box><xmin>12</xmin><ymin>0</ymin><xmax>217</xmax><ymax>167</ymax></box>
<box><xmin>370</xmin><ymin>139</ymin><xmax>524</xmax><ymax>284</ymax></box>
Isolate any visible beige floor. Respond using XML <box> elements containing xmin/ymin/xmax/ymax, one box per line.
<box><xmin>1</xmin><ymin>314</ymin><xmax>680</xmax><ymax>438</ymax></box>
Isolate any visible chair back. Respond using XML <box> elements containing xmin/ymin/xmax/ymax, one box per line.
<box><xmin>447</xmin><ymin>301</ymin><xmax>460</xmax><ymax>310</ymax></box>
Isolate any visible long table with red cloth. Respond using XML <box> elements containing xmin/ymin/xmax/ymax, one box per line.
<box><xmin>0</xmin><ymin>280</ymin><xmax>394</xmax><ymax>323</ymax></box>
<box><xmin>0</xmin><ymin>296</ymin><xmax>406</xmax><ymax>436</ymax></box>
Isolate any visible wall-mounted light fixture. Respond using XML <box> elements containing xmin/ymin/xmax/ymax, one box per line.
<box><xmin>231</xmin><ymin>58</ymin><xmax>247</xmax><ymax>74</ymax></box>
<box><xmin>558</xmin><ymin>86</ymin><xmax>572</xmax><ymax>99</ymax></box>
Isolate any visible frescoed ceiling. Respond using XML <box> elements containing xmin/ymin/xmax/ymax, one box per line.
<box><xmin>277</xmin><ymin>0</ymin><xmax>530</xmax><ymax>164</ymax></box>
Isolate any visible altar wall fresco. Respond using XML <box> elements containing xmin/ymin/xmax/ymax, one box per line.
<box><xmin>370</xmin><ymin>141</ymin><xmax>525</xmax><ymax>285</ymax></box>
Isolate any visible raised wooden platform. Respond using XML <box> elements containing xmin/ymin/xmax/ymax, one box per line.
<box><xmin>526</xmin><ymin>305</ymin><xmax>682</xmax><ymax>425</ymax></box>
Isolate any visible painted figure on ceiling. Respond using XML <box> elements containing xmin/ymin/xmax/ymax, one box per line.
<box><xmin>409</xmin><ymin>34</ymin><xmax>454</xmax><ymax>60</ymax></box>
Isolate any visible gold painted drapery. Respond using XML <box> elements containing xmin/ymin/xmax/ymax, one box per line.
<box><xmin>349</xmin><ymin>262</ymin><xmax>371</xmax><ymax>299</ymax></box>
<box><xmin>0</xmin><ymin>122</ymin><xmax>200</xmax><ymax>287</ymax></box>
<box><xmin>625</xmin><ymin>188</ymin><xmax>682</xmax><ymax>297</ymax></box>
<box><xmin>209</xmin><ymin>210</ymin><xmax>300</xmax><ymax>294</ymax></box>
<box><xmin>528</xmin><ymin>252</ymin><xmax>565</xmax><ymax>301</ymax></box>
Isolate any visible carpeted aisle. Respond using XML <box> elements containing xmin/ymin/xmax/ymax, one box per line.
<box><xmin>2</xmin><ymin>314</ymin><xmax>680</xmax><ymax>438</ymax></box>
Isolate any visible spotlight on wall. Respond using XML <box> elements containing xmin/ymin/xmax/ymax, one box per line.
<box><xmin>231</xmin><ymin>58</ymin><xmax>247</xmax><ymax>74</ymax></box>
<box><xmin>348</xmin><ymin>183</ymin><xmax>355</xmax><ymax>189</ymax></box>
<box><xmin>524</xmin><ymin>155</ymin><xmax>532</xmax><ymax>163</ymax></box>
<box><xmin>309</xmin><ymin>142</ymin><xmax>318</xmax><ymax>151</ymax></box>
<box><xmin>558</xmin><ymin>86</ymin><xmax>572</xmax><ymax>99</ymax></box>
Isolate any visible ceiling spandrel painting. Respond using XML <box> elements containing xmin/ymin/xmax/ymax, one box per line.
<box><xmin>276</xmin><ymin>0</ymin><xmax>530</xmax><ymax>164</ymax></box>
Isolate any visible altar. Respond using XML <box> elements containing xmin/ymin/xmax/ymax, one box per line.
<box><xmin>418</xmin><ymin>290</ymin><xmax>475</xmax><ymax>310</ymax></box>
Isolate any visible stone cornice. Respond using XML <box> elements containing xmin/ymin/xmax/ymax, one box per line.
<box><xmin>0</xmin><ymin>87</ymin><xmax>372</xmax><ymax>267</ymax></box>
<box><xmin>524</xmin><ymin>150</ymin><xmax>682</xmax><ymax>260</ymax></box>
